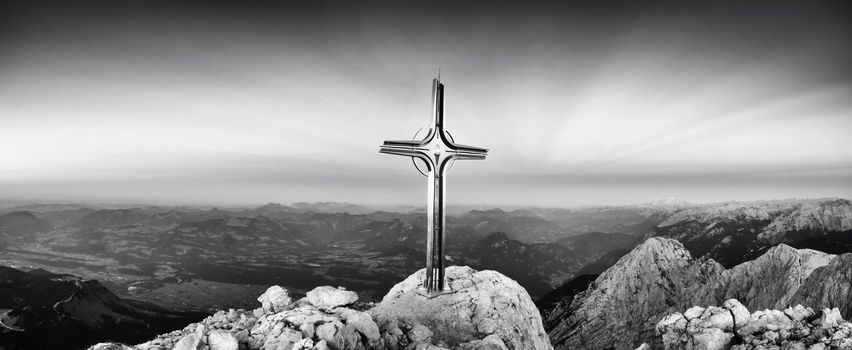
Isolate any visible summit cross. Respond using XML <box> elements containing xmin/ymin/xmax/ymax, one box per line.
<box><xmin>379</xmin><ymin>78</ymin><xmax>488</xmax><ymax>297</ymax></box>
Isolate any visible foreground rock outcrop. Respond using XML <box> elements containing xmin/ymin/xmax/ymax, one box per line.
<box><xmin>657</xmin><ymin>299</ymin><xmax>852</xmax><ymax>349</ymax></box>
<box><xmin>89</xmin><ymin>266</ymin><xmax>550</xmax><ymax>350</ymax></box>
<box><xmin>372</xmin><ymin>266</ymin><xmax>553</xmax><ymax>350</ymax></box>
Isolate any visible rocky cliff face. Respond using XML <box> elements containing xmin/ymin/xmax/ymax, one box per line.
<box><xmin>545</xmin><ymin>238</ymin><xmax>726</xmax><ymax>350</ymax></box>
<box><xmin>791</xmin><ymin>253</ymin><xmax>852</xmax><ymax>318</ymax></box>
<box><xmin>721</xmin><ymin>245</ymin><xmax>834</xmax><ymax>311</ymax></box>
<box><xmin>544</xmin><ymin>237</ymin><xmax>852</xmax><ymax>350</ymax></box>
<box><xmin>90</xmin><ymin>266</ymin><xmax>552</xmax><ymax>350</ymax></box>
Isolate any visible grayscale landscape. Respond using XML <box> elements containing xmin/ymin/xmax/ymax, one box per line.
<box><xmin>2</xmin><ymin>1</ymin><xmax>851</xmax><ymax>350</ymax></box>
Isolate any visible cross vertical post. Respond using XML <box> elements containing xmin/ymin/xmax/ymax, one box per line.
<box><xmin>379</xmin><ymin>78</ymin><xmax>488</xmax><ymax>297</ymax></box>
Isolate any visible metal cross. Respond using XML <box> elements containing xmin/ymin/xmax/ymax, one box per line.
<box><xmin>379</xmin><ymin>78</ymin><xmax>488</xmax><ymax>297</ymax></box>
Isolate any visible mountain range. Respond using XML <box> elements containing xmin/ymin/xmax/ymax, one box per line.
<box><xmin>2</xmin><ymin>198</ymin><xmax>852</xmax><ymax>349</ymax></box>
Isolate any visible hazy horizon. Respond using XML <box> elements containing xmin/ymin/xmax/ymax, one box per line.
<box><xmin>2</xmin><ymin>196</ymin><xmax>849</xmax><ymax>213</ymax></box>
<box><xmin>2</xmin><ymin>1</ymin><xmax>851</xmax><ymax>207</ymax></box>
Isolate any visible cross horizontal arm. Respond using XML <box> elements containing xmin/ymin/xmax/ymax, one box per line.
<box><xmin>451</xmin><ymin>152</ymin><xmax>487</xmax><ymax>161</ymax></box>
<box><xmin>379</xmin><ymin>145</ymin><xmax>432</xmax><ymax>161</ymax></box>
<box><xmin>383</xmin><ymin>139</ymin><xmax>427</xmax><ymax>147</ymax></box>
<box><xmin>448</xmin><ymin>142</ymin><xmax>488</xmax><ymax>155</ymax></box>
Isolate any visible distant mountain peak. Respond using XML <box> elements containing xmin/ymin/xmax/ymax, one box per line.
<box><xmin>1</xmin><ymin>210</ymin><xmax>38</xmax><ymax>219</ymax></box>
<box><xmin>619</xmin><ymin>236</ymin><xmax>693</xmax><ymax>263</ymax></box>
<box><xmin>758</xmin><ymin>243</ymin><xmax>832</xmax><ymax>262</ymax></box>
<box><xmin>643</xmin><ymin>197</ymin><xmax>691</xmax><ymax>208</ymax></box>
<box><xmin>254</xmin><ymin>202</ymin><xmax>289</xmax><ymax>212</ymax></box>
<box><xmin>289</xmin><ymin>201</ymin><xmax>373</xmax><ymax>214</ymax></box>
<box><xmin>546</xmin><ymin>237</ymin><xmax>725</xmax><ymax>350</ymax></box>
<box><xmin>0</xmin><ymin>210</ymin><xmax>54</xmax><ymax>236</ymax></box>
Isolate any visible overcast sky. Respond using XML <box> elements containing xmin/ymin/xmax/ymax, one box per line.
<box><xmin>1</xmin><ymin>1</ymin><xmax>851</xmax><ymax>207</ymax></box>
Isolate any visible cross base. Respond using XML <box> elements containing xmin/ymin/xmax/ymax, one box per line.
<box><xmin>415</xmin><ymin>286</ymin><xmax>456</xmax><ymax>298</ymax></box>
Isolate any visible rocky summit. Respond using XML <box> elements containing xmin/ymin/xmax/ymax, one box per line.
<box><xmin>371</xmin><ymin>266</ymin><xmax>553</xmax><ymax>350</ymax></box>
<box><xmin>88</xmin><ymin>266</ymin><xmax>550</xmax><ymax>350</ymax></box>
<box><xmin>656</xmin><ymin>299</ymin><xmax>852</xmax><ymax>350</ymax></box>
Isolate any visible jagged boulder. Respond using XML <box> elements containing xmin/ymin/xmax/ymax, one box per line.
<box><xmin>657</xmin><ymin>300</ymin><xmax>852</xmax><ymax>349</ymax></box>
<box><xmin>208</xmin><ymin>330</ymin><xmax>238</xmax><ymax>350</ymax></box>
<box><xmin>305</xmin><ymin>286</ymin><xmax>358</xmax><ymax>311</ymax></box>
<box><xmin>370</xmin><ymin>266</ymin><xmax>553</xmax><ymax>350</ymax></box>
<box><xmin>656</xmin><ymin>303</ymin><xmax>736</xmax><ymax>350</ymax></box>
<box><xmin>258</xmin><ymin>285</ymin><xmax>293</xmax><ymax>313</ymax></box>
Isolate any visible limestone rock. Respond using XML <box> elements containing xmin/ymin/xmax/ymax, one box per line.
<box><xmin>456</xmin><ymin>335</ymin><xmax>509</xmax><ymax>350</ymax></box>
<box><xmin>696</xmin><ymin>306</ymin><xmax>734</xmax><ymax>332</ymax></box>
<box><xmin>723</xmin><ymin>299</ymin><xmax>751</xmax><ymax>330</ymax></box>
<box><xmin>818</xmin><ymin>308</ymin><xmax>842</xmax><ymax>329</ymax></box>
<box><xmin>291</xmin><ymin>338</ymin><xmax>314</xmax><ymax>350</ymax></box>
<box><xmin>690</xmin><ymin>328</ymin><xmax>732</xmax><ymax>350</ymax></box>
<box><xmin>327</xmin><ymin>324</ymin><xmax>362</xmax><ymax>350</ymax></box>
<box><xmin>299</xmin><ymin>323</ymin><xmax>315</xmax><ymax>339</ymax></box>
<box><xmin>315</xmin><ymin>320</ymin><xmax>342</xmax><ymax>344</ymax></box>
<box><xmin>312</xmin><ymin>340</ymin><xmax>329</xmax><ymax>350</ymax></box>
<box><xmin>257</xmin><ymin>286</ymin><xmax>292</xmax><ymax>314</ymax></box>
<box><xmin>171</xmin><ymin>334</ymin><xmax>202</xmax><ymax>350</ymax></box>
<box><xmin>305</xmin><ymin>286</ymin><xmax>358</xmax><ymax>310</ymax></box>
<box><xmin>407</xmin><ymin>324</ymin><xmax>433</xmax><ymax>345</ymax></box>
<box><xmin>379</xmin><ymin>320</ymin><xmax>406</xmax><ymax>350</ymax></box>
<box><xmin>371</xmin><ymin>266</ymin><xmax>553</xmax><ymax>350</ymax></box>
<box><xmin>657</xmin><ymin>300</ymin><xmax>852</xmax><ymax>350</ymax></box>
<box><xmin>89</xmin><ymin>344</ymin><xmax>134</xmax><ymax>350</ymax></box>
<box><xmin>684</xmin><ymin>306</ymin><xmax>705</xmax><ymax>320</ymax></box>
<box><xmin>658</xmin><ymin>305</ymin><xmax>736</xmax><ymax>350</ymax></box>
<box><xmin>208</xmin><ymin>331</ymin><xmax>238</xmax><ymax>350</ymax></box>
<box><xmin>263</xmin><ymin>327</ymin><xmax>302</xmax><ymax>350</ymax></box>
<box><xmin>740</xmin><ymin>309</ymin><xmax>793</xmax><ymax>335</ymax></box>
<box><xmin>87</xmin><ymin>267</ymin><xmax>554</xmax><ymax>350</ymax></box>
<box><xmin>784</xmin><ymin>305</ymin><xmax>815</xmax><ymax>323</ymax></box>
<box><xmin>283</xmin><ymin>306</ymin><xmax>339</xmax><ymax>326</ymax></box>
<box><xmin>336</xmin><ymin>308</ymin><xmax>381</xmax><ymax>345</ymax></box>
